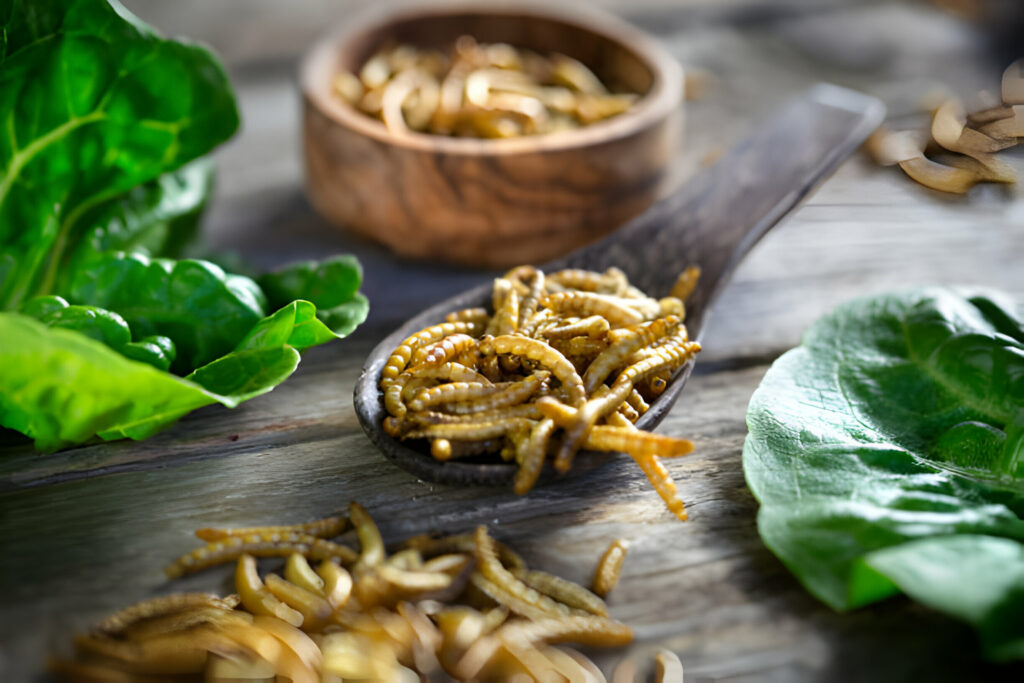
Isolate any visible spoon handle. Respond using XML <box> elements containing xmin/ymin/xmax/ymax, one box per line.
<box><xmin>550</xmin><ymin>83</ymin><xmax>885</xmax><ymax>336</ymax></box>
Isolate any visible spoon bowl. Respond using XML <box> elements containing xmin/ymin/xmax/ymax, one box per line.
<box><xmin>354</xmin><ymin>84</ymin><xmax>885</xmax><ymax>486</ymax></box>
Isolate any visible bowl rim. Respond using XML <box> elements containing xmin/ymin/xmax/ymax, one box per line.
<box><xmin>300</xmin><ymin>0</ymin><xmax>683</xmax><ymax>156</ymax></box>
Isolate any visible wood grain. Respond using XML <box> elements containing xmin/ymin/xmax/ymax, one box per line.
<box><xmin>4</xmin><ymin>0</ymin><xmax>1024</xmax><ymax>680</ymax></box>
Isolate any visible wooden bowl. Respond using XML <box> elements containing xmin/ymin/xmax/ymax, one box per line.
<box><xmin>300</xmin><ymin>3</ymin><xmax>683</xmax><ymax>267</ymax></box>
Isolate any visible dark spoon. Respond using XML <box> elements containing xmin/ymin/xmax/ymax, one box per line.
<box><xmin>354</xmin><ymin>83</ymin><xmax>885</xmax><ymax>486</ymax></box>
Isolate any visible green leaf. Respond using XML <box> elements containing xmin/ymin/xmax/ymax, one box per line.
<box><xmin>186</xmin><ymin>347</ymin><xmax>301</xmax><ymax>404</ymax></box>
<box><xmin>0</xmin><ymin>312</ymin><xmax>224</xmax><ymax>451</ymax></box>
<box><xmin>236</xmin><ymin>300</ymin><xmax>338</xmax><ymax>352</ymax></box>
<box><xmin>744</xmin><ymin>288</ymin><xmax>1024</xmax><ymax>658</ymax></box>
<box><xmin>64</xmin><ymin>252</ymin><xmax>266</xmax><ymax>372</ymax></box>
<box><xmin>0</xmin><ymin>0</ymin><xmax>239</xmax><ymax>309</ymax></box>
<box><xmin>258</xmin><ymin>256</ymin><xmax>368</xmax><ymax>337</ymax></box>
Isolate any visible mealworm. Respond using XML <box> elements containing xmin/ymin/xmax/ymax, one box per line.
<box><xmin>119</xmin><ymin>606</ymin><xmax>252</xmax><ymax>643</ymax></box>
<box><xmin>542</xmin><ymin>315</ymin><xmax>610</xmax><ymax>339</ymax></box>
<box><xmin>670</xmin><ymin>266</ymin><xmax>701</xmax><ymax>302</ymax></box>
<box><xmin>656</xmin><ymin>649</ymin><xmax>685</xmax><ymax>683</ymax></box>
<box><xmin>73</xmin><ymin>626</ymin><xmax>226</xmax><ymax>674</ymax></box>
<box><xmin>513</xmin><ymin>417</ymin><xmax>555</xmax><ymax>495</ymax></box>
<box><xmin>251</xmin><ymin>614</ymin><xmax>323</xmax><ymax>675</ymax></box>
<box><xmin>635</xmin><ymin>454</ymin><xmax>687</xmax><ymax>521</ymax></box>
<box><xmin>445</xmin><ymin>307</ymin><xmax>491</xmax><ymax>325</ymax></box>
<box><xmin>386</xmin><ymin>548</ymin><xmax>424</xmax><ymax>570</ymax></box>
<box><xmin>474</xmin><ymin>526</ymin><xmax>570</xmax><ymax>619</ymax></box>
<box><xmin>541</xmin><ymin>291</ymin><xmax>644</xmax><ymax>326</ymax></box>
<box><xmin>235</xmin><ymin>554</ymin><xmax>304</xmax><ymax>627</ymax></box>
<box><xmin>351</xmin><ymin>501</ymin><xmax>385</xmax><ymax>571</ymax></box>
<box><xmin>659</xmin><ymin>296</ymin><xmax>686</xmax><ymax>318</ymax></box>
<box><xmin>440</xmin><ymin>371</ymin><xmax>549</xmax><ymax>414</ymax></box>
<box><xmin>514</xmin><ymin>267</ymin><xmax>545</xmax><ymax>328</ymax></box>
<box><xmin>430</xmin><ymin>437</ymin><xmax>503</xmax><ymax>460</ymax></box>
<box><xmin>93</xmin><ymin>593</ymin><xmax>238</xmax><ymax>636</ymax></box>
<box><xmin>316</xmin><ymin>559</ymin><xmax>354</xmax><ymax>610</ymax></box>
<box><xmin>498</xmin><ymin>614</ymin><xmax>634</xmax><ymax>648</ymax></box>
<box><xmin>404</xmin><ymin>417</ymin><xmax>536</xmax><ymax>441</ymax></box>
<box><xmin>403</xmin><ymin>532</ymin><xmax>527</xmax><ymax>576</ymax></box>
<box><xmin>285</xmin><ymin>553</ymin><xmax>326</xmax><ymax>595</ymax></box>
<box><xmin>523</xmin><ymin>570</ymin><xmax>609</xmax><ymax>616</ymax></box>
<box><xmin>519</xmin><ymin>307</ymin><xmax>556</xmax><ymax>337</ymax></box>
<box><xmin>617</xmin><ymin>400</ymin><xmax>640</xmax><ymax>423</ymax></box>
<box><xmin>408</xmin><ymin>361</ymin><xmax>491</xmax><ymax>384</ymax></box>
<box><xmin>165</xmin><ymin>532</ymin><xmax>358</xmax><ymax>578</ymax></box>
<box><xmin>626</xmin><ymin>388</ymin><xmax>649</xmax><ymax>415</ymax></box>
<box><xmin>381</xmin><ymin>321</ymin><xmax>484</xmax><ymax>385</ymax></box>
<box><xmin>377</xmin><ymin>564</ymin><xmax>454</xmax><ymax>593</ymax></box>
<box><xmin>550</xmin><ymin>335</ymin><xmax>609</xmax><ymax>360</ymax></box>
<box><xmin>545</xmin><ymin>268</ymin><xmax>615</xmax><ymax>293</ymax></box>
<box><xmin>421</xmin><ymin>553</ymin><xmax>473</xmax><ymax>575</ymax></box>
<box><xmin>591</xmin><ymin>539</ymin><xmax>629</xmax><ymax>598</ymax></box>
<box><xmin>480</xmin><ymin>335</ymin><xmax>586</xmax><ymax>407</ymax></box>
<box><xmin>195</xmin><ymin>516</ymin><xmax>348</xmax><ymax>542</ymax></box>
<box><xmin>485</xmin><ymin>278</ymin><xmax>520</xmax><ymax>336</ymax></box>
<box><xmin>265</xmin><ymin>573</ymin><xmax>333</xmax><ymax>631</ymax></box>
<box><xmin>412</xmin><ymin>333</ymin><xmax>478</xmax><ymax>367</ymax></box>
<box><xmin>409</xmin><ymin>403</ymin><xmax>542</xmax><ymax>425</ymax></box>
<box><xmin>583</xmin><ymin>316</ymin><xmax>680</xmax><ymax>393</ymax></box>
<box><xmin>408</xmin><ymin>380</ymin><xmax>508</xmax><ymax>412</ymax></box>
<box><xmin>585</xmin><ymin>426</ymin><xmax>695</xmax><ymax>459</ymax></box>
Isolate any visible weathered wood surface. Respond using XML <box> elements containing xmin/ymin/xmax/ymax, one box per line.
<box><xmin>2</xmin><ymin>1</ymin><xmax>1024</xmax><ymax>681</ymax></box>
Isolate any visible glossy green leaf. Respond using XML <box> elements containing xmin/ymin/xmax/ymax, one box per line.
<box><xmin>0</xmin><ymin>0</ymin><xmax>239</xmax><ymax>309</ymax></box>
<box><xmin>744</xmin><ymin>288</ymin><xmax>1024</xmax><ymax>659</ymax></box>
<box><xmin>258</xmin><ymin>256</ymin><xmax>368</xmax><ymax>337</ymax></box>
<box><xmin>120</xmin><ymin>335</ymin><xmax>177</xmax><ymax>372</ymax></box>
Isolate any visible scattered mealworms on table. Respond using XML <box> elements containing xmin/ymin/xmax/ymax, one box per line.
<box><xmin>379</xmin><ymin>265</ymin><xmax>702</xmax><ymax>520</ymax></box>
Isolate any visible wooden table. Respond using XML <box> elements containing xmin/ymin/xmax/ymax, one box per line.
<box><xmin>2</xmin><ymin>1</ymin><xmax>1023</xmax><ymax>680</ymax></box>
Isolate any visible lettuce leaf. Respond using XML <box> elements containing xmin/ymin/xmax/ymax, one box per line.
<box><xmin>744</xmin><ymin>288</ymin><xmax>1024</xmax><ymax>659</ymax></box>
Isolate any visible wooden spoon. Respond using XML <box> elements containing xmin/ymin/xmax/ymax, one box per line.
<box><xmin>354</xmin><ymin>84</ymin><xmax>885</xmax><ymax>486</ymax></box>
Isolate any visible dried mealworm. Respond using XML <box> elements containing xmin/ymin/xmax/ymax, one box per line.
<box><xmin>265</xmin><ymin>573</ymin><xmax>333</xmax><ymax>631</ymax></box>
<box><xmin>421</xmin><ymin>553</ymin><xmax>473</xmax><ymax>575</ymax></box>
<box><xmin>351</xmin><ymin>501</ymin><xmax>386</xmax><ymax>571</ymax></box>
<box><xmin>412</xmin><ymin>333</ymin><xmax>479</xmax><ymax>367</ymax></box>
<box><xmin>513</xmin><ymin>417</ymin><xmax>556</xmax><ymax>495</ymax></box>
<box><xmin>387</xmin><ymin>548</ymin><xmax>425</xmax><ymax>570</ymax></box>
<box><xmin>656</xmin><ymin>649</ymin><xmax>685</xmax><ymax>683</ymax></box>
<box><xmin>93</xmin><ymin>593</ymin><xmax>237</xmax><ymax>636</ymax></box>
<box><xmin>617</xmin><ymin>400</ymin><xmax>640</xmax><ymax>423</ymax></box>
<box><xmin>403</xmin><ymin>532</ymin><xmax>527</xmax><ymax>576</ymax></box>
<box><xmin>498</xmin><ymin>614</ymin><xmax>634</xmax><ymax>649</ymax></box>
<box><xmin>235</xmin><ymin>554</ymin><xmax>304</xmax><ymax>627</ymax></box>
<box><xmin>542</xmin><ymin>315</ymin><xmax>610</xmax><ymax>339</ymax></box>
<box><xmin>445</xmin><ymin>307</ymin><xmax>491</xmax><ymax>326</ymax></box>
<box><xmin>486</xmin><ymin>278</ymin><xmax>520</xmax><ymax>336</ymax></box>
<box><xmin>481</xmin><ymin>335</ymin><xmax>586</xmax><ymax>407</ymax></box>
<box><xmin>408</xmin><ymin>380</ymin><xmax>508</xmax><ymax>412</ymax></box>
<box><xmin>377</xmin><ymin>564</ymin><xmax>454</xmax><ymax>593</ymax></box>
<box><xmin>519</xmin><ymin>307</ymin><xmax>556</xmax><ymax>337</ymax></box>
<box><xmin>316</xmin><ymin>560</ymin><xmax>353</xmax><ymax>609</ymax></box>
<box><xmin>591</xmin><ymin>539</ymin><xmax>629</xmax><ymax>598</ymax></box>
<box><xmin>409</xmin><ymin>403</ymin><xmax>543</xmax><ymax>426</ymax></box>
<box><xmin>381</xmin><ymin>321</ymin><xmax>483</xmax><ymax>385</ymax></box>
<box><xmin>545</xmin><ymin>268</ymin><xmax>613</xmax><ymax>292</ymax></box>
<box><xmin>515</xmin><ymin>267</ymin><xmax>546</xmax><ymax>328</ymax></box>
<box><xmin>669</xmin><ymin>266</ymin><xmax>701</xmax><ymax>302</ymax></box>
<box><xmin>474</xmin><ymin>526</ymin><xmax>570</xmax><ymax>619</ymax></box>
<box><xmin>439</xmin><ymin>371</ymin><xmax>549</xmax><ymax>414</ymax></box>
<box><xmin>584</xmin><ymin>316</ymin><xmax>680</xmax><ymax>393</ymax></box>
<box><xmin>73</xmin><ymin>626</ymin><xmax>230</xmax><ymax>674</ymax></box>
<box><xmin>120</xmin><ymin>606</ymin><xmax>252</xmax><ymax>642</ymax></box>
<box><xmin>585</xmin><ymin>426</ymin><xmax>695</xmax><ymax>459</ymax></box>
<box><xmin>523</xmin><ymin>570</ymin><xmax>609</xmax><ymax>616</ymax></box>
<box><xmin>195</xmin><ymin>516</ymin><xmax>348</xmax><ymax>542</ymax></box>
<box><xmin>626</xmin><ymin>388</ymin><xmax>649</xmax><ymax>415</ymax></box>
<box><xmin>430</xmin><ymin>437</ymin><xmax>503</xmax><ymax>460</ymax></box>
<box><xmin>541</xmin><ymin>291</ymin><xmax>644</xmax><ymax>327</ymax></box>
<box><xmin>636</xmin><ymin>454</ymin><xmax>687</xmax><ymax>521</ymax></box>
<box><xmin>659</xmin><ymin>296</ymin><xmax>686</xmax><ymax>318</ymax></box>
<box><xmin>285</xmin><ymin>553</ymin><xmax>326</xmax><ymax>595</ymax></box>
<box><xmin>404</xmin><ymin>417</ymin><xmax>536</xmax><ymax>441</ymax></box>
<box><xmin>165</xmin><ymin>532</ymin><xmax>358</xmax><ymax>578</ymax></box>
<box><xmin>408</xmin><ymin>361</ymin><xmax>491</xmax><ymax>384</ymax></box>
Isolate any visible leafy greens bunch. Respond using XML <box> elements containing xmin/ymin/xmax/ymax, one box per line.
<box><xmin>744</xmin><ymin>288</ymin><xmax>1024</xmax><ymax>660</ymax></box>
<box><xmin>0</xmin><ymin>0</ymin><xmax>368</xmax><ymax>451</ymax></box>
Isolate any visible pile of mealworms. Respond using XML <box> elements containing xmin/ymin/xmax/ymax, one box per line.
<box><xmin>380</xmin><ymin>265</ymin><xmax>702</xmax><ymax>521</ymax></box>
<box><xmin>52</xmin><ymin>504</ymin><xmax>684</xmax><ymax>681</ymax></box>
<box><xmin>333</xmin><ymin>35</ymin><xmax>639</xmax><ymax>138</ymax></box>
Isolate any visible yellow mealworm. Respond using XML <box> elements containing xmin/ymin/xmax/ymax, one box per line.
<box><xmin>73</xmin><ymin>626</ymin><xmax>227</xmax><ymax>674</ymax></box>
<box><xmin>670</xmin><ymin>266</ymin><xmax>701</xmax><ymax>302</ymax></box>
<box><xmin>195</xmin><ymin>516</ymin><xmax>348</xmax><ymax>542</ymax></box>
<box><xmin>519</xmin><ymin>308</ymin><xmax>556</xmax><ymax>337</ymax></box>
<box><xmin>92</xmin><ymin>593</ymin><xmax>238</xmax><ymax>636</ymax></box>
<box><xmin>386</xmin><ymin>548</ymin><xmax>424</xmax><ymax>570</ymax></box>
<box><xmin>481</xmin><ymin>335</ymin><xmax>585</xmax><ymax>407</ymax></box>
<box><xmin>403</xmin><ymin>532</ymin><xmax>527</xmax><ymax>576</ymax></box>
<box><xmin>659</xmin><ymin>296</ymin><xmax>686</xmax><ymax>318</ymax></box>
<box><xmin>350</xmin><ymin>501</ymin><xmax>386</xmax><ymax>571</ymax></box>
<box><xmin>235</xmin><ymin>555</ymin><xmax>304</xmax><ymax>627</ymax></box>
<box><xmin>265</xmin><ymin>573</ymin><xmax>333</xmax><ymax>631</ymax></box>
<box><xmin>408</xmin><ymin>380</ymin><xmax>508</xmax><ymax>412</ymax></box>
<box><xmin>468</xmin><ymin>572</ymin><xmax>564</xmax><ymax>623</ymax></box>
<box><xmin>617</xmin><ymin>400</ymin><xmax>639</xmax><ymax>423</ymax></box>
<box><xmin>165</xmin><ymin>532</ymin><xmax>358</xmax><ymax>578</ymax></box>
<box><xmin>316</xmin><ymin>560</ymin><xmax>353</xmax><ymax>609</ymax></box>
<box><xmin>384</xmin><ymin>374</ymin><xmax>413</xmax><ymax>418</ymax></box>
<box><xmin>421</xmin><ymin>553</ymin><xmax>473</xmax><ymax>575</ymax></box>
<box><xmin>545</xmin><ymin>268</ymin><xmax>613</xmax><ymax>292</ymax></box>
<box><xmin>626</xmin><ymin>388</ymin><xmax>649</xmax><ymax>415</ymax></box>
<box><xmin>445</xmin><ymin>307</ymin><xmax>491</xmax><ymax>325</ymax></box>
<box><xmin>523</xmin><ymin>570</ymin><xmax>609</xmax><ymax>616</ymax></box>
<box><xmin>408</xmin><ymin>361</ymin><xmax>491</xmax><ymax>384</ymax></box>
<box><xmin>513</xmin><ymin>417</ymin><xmax>555</xmax><ymax>495</ymax></box>
<box><xmin>120</xmin><ymin>606</ymin><xmax>252</xmax><ymax>643</ymax></box>
<box><xmin>591</xmin><ymin>539</ymin><xmax>629</xmax><ymax>598</ymax></box>
<box><xmin>583</xmin><ymin>316</ymin><xmax>680</xmax><ymax>393</ymax></box>
<box><xmin>635</xmin><ymin>454</ymin><xmax>687</xmax><ymax>521</ymax></box>
<box><xmin>381</xmin><ymin>321</ymin><xmax>484</xmax><ymax>385</ymax></box>
<box><xmin>515</xmin><ymin>267</ymin><xmax>545</xmax><ymax>329</ymax></box>
<box><xmin>585</xmin><ymin>426</ymin><xmax>695</xmax><ymax>459</ymax></box>
<box><xmin>409</xmin><ymin>403</ymin><xmax>543</xmax><ymax>424</ymax></box>
<box><xmin>474</xmin><ymin>527</ymin><xmax>570</xmax><ymax>619</ymax></box>
<box><xmin>550</xmin><ymin>335</ymin><xmax>609</xmax><ymax>361</ymax></box>
<box><xmin>542</xmin><ymin>315</ymin><xmax>610</xmax><ymax>339</ymax></box>
<box><xmin>251</xmin><ymin>614</ymin><xmax>323</xmax><ymax>675</ymax></box>
<box><xmin>404</xmin><ymin>417</ymin><xmax>536</xmax><ymax>441</ymax></box>
<box><xmin>541</xmin><ymin>291</ymin><xmax>644</xmax><ymax>327</ymax></box>
<box><xmin>429</xmin><ymin>437</ymin><xmax>503</xmax><ymax>460</ymax></box>
<box><xmin>485</xmin><ymin>278</ymin><xmax>520</xmax><ymax>336</ymax></box>
<box><xmin>377</xmin><ymin>564</ymin><xmax>454</xmax><ymax>593</ymax></box>
<box><xmin>285</xmin><ymin>553</ymin><xmax>326</xmax><ymax>595</ymax></box>
<box><xmin>656</xmin><ymin>649</ymin><xmax>685</xmax><ymax>683</ymax></box>
<box><xmin>498</xmin><ymin>614</ymin><xmax>634</xmax><ymax>649</ymax></box>
<box><xmin>440</xmin><ymin>371</ymin><xmax>549</xmax><ymax>414</ymax></box>
<box><xmin>412</xmin><ymin>333</ymin><xmax>479</xmax><ymax>367</ymax></box>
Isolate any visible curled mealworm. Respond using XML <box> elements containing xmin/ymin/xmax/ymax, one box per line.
<box><xmin>265</xmin><ymin>573</ymin><xmax>333</xmax><ymax>631</ymax></box>
<box><xmin>351</xmin><ymin>501</ymin><xmax>385</xmax><ymax>571</ymax></box>
<box><xmin>403</xmin><ymin>532</ymin><xmax>527</xmax><ymax>576</ymax></box>
<box><xmin>235</xmin><ymin>554</ymin><xmax>304</xmax><ymax>627</ymax></box>
<box><xmin>542</xmin><ymin>315</ymin><xmax>610</xmax><ymax>339</ymax></box>
<box><xmin>381</xmin><ymin>321</ymin><xmax>484</xmax><ymax>385</ymax></box>
<box><xmin>591</xmin><ymin>539</ymin><xmax>629</xmax><ymax>598</ymax></box>
<box><xmin>584</xmin><ymin>316</ymin><xmax>680</xmax><ymax>393</ymax></box>
<box><xmin>541</xmin><ymin>291</ymin><xmax>644</xmax><ymax>327</ymax></box>
<box><xmin>285</xmin><ymin>554</ymin><xmax>326</xmax><ymax>595</ymax></box>
<box><xmin>317</xmin><ymin>560</ymin><xmax>354</xmax><ymax>609</ymax></box>
<box><xmin>412</xmin><ymin>333</ymin><xmax>479</xmax><ymax>367</ymax></box>
<box><xmin>480</xmin><ymin>335</ymin><xmax>585</xmax><ymax>407</ymax></box>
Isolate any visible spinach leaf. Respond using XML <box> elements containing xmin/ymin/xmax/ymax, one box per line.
<box><xmin>0</xmin><ymin>0</ymin><xmax>239</xmax><ymax>309</ymax></box>
<box><xmin>744</xmin><ymin>288</ymin><xmax>1024</xmax><ymax>659</ymax></box>
<box><xmin>258</xmin><ymin>256</ymin><xmax>369</xmax><ymax>337</ymax></box>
